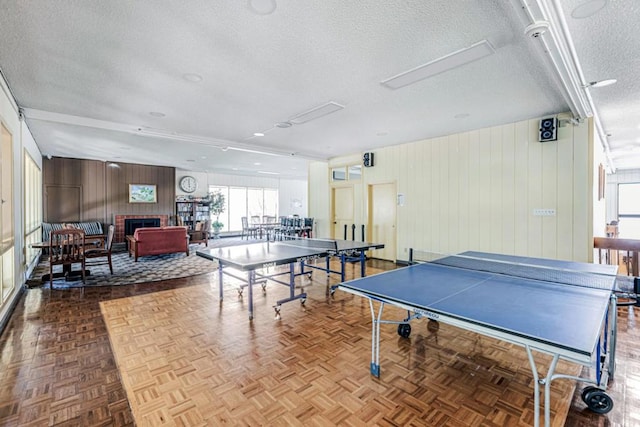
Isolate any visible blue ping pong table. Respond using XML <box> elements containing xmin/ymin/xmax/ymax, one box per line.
<box><xmin>335</xmin><ymin>251</ymin><xmax>618</xmax><ymax>427</ymax></box>
<box><xmin>196</xmin><ymin>238</ymin><xmax>384</xmax><ymax>320</ymax></box>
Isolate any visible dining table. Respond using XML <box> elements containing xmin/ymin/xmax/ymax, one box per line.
<box><xmin>30</xmin><ymin>237</ymin><xmax>104</xmax><ymax>282</ymax></box>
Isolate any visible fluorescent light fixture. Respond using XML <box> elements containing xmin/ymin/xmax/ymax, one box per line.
<box><xmin>137</xmin><ymin>128</ymin><xmax>226</xmax><ymax>146</ymax></box>
<box><xmin>257</xmin><ymin>171</ymin><xmax>280</xmax><ymax>175</ymax></box>
<box><xmin>226</xmin><ymin>146</ymin><xmax>281</xmax><ymax>156</ymax></box>
<box><xmin>585</xmin><ymin>79</ymin><xmax>617</xmax><ymax>88</ymax></box>
<box><xmin>288</xmin><ymin>102</ymin><xmax>345</xmax><ymax>124</ymax></box>
<box><xmin>381</xmin><ymin>40</ymin><xmax>496</xmax><ymax>90</ymax></box>
<box><xmin>137</xmin><ymin>128</ymin><xmax>284</xmax><ymax>157</ymax></box>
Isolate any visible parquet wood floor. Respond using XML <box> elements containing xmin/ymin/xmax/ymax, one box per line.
<box><xmin>1</xmin><ymin>259</ymin><xmax>639</xmax><ymax>426</ymax></box>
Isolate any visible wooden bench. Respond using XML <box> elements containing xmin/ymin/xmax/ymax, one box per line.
<box><xmin>594</xmin><ymin>236</ymin><xmax>640</xmax><ymax>276</ymax></box>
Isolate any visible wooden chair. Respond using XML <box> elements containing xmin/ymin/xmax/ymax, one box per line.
<box><xmin>189</xmin><ymin>219</ymin><xmax>211</xmax><ymax>246</ymax></box>
<box><xmin>261</xmin><ymin>215</ymin><xmax>277</xmax><ymax>240</ymax></box>
<box><xmin>241</xmin><ymin>216</ymin><xmax>258</xmax><ymax>239</ymax></box>
<box><xmin>84</xmin><ymin>224</ymin><xmax>115</xmax><ymax>274</ymax></box>
<box><xmin>48</xmin><ymin>228</ymin><xmax>86</xmax><ymax>288</ymax></box>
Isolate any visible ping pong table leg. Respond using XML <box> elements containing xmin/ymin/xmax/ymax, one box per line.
<box><xmin>326</xmin><ymin>255</ymin><xmax>331</xmax><ymax>277</ymax></box>
<box><xmin>369</xmin><ymin>299</ymin><xmax>384</xmax><ymax>378</ymax></box>
<box><xmin>607</xmin><ymin>294</ymin><xmax>617</xmax><ymax>380</ymax></box>
<box><xmin>341</xmin><ymin>253</ymin><xmax>346</xmax><ymax>282</ymax></box>
<box><xmin>525</xmin><ymin>345</ymin><xmax>560</xmax><ymax>427</ymax></box>
<box><xmin>525</xmin><ymin>345</ymin><xmax>542</xmax><ymax>427</ymax></box>
<box><xmin>248</xmin><ymin>270</ymin><xmax>255</xmax><ymax>320</ymax></box>
<box><xmin>360</xmin><ymin>250</ymin><xmax>366</xmax><ymax>277</ymax></box>
<box><xmin>218</xmin><ymin>263</ymin><xmax>224</xmax><ymax>300</ymax></box>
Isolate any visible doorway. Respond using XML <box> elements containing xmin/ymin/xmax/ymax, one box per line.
<box><xmin>331</xmin><ymin>186</ymin><xmax>353</xmax><ymax>240</ymax></box>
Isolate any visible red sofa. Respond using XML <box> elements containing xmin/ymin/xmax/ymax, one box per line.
<box><xmin>127</xmin><ymin>226</ymin><xmax>189</xmax><ymax>262</ymax></box>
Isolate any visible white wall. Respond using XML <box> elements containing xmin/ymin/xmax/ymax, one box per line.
<box><xmin>310</xmin><ymin>115</ymin><xmax>596</xmax><ymax>263</ymax></box>
<box><xmin>591</xmin><ymin>121</ymin><xmax>608</xmax><ymax>238</ymax></box>
<box><xmin>0</xmin><ymin>70</ymin><xmax>42</xmax><ymax>328</ymax></box>
<box><xmin>308</xmin><ymin>162</ymin><xmax>329</xmax><ymax>236</ymax></box>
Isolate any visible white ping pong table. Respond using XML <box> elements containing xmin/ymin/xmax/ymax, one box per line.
<box><xmin>334</xmin><ymin>251</ymin><xmax>619</xmax><ymax>427</ymax></box>
<box><xmin>196</xmin><ymin>238</ymin><xmax>384</xmax><ymax>320</ymax></box>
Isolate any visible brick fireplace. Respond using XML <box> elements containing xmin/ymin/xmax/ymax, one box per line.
<box><xmin>114</xmin><ymin>214</ymin><xmax>169</xmax><ymax>243</ymax></box>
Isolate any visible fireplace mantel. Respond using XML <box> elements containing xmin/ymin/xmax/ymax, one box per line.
<box><xmin>114</xmin><ymin>214</ymin><xmax>169</xmax><ymax>243</ymax></box>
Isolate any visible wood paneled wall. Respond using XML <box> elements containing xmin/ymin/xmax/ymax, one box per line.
<box><xmin>43</xmin><ymin>158</ymin><xmax>175</xmax><ymax>225</ymax></box>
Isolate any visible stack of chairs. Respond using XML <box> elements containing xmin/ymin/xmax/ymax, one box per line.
<box><xmin>273</xmin><ymin>216</ymin><xmax>314</xmax><ymax>240</ymax></box>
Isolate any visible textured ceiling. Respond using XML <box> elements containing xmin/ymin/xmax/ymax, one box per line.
<box><xmin>0</xmin><ymin>0</ymin><xmax>636</xmax><ymax>177</ymax></box>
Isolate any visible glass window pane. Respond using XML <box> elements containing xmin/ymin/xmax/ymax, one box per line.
<box><xmin>1</xmin><ymin>123</ymin><xmax>14</xmax><ymax>251</ymax></box>
<box><xmin>229</xmin><ymin>187</ymin><xmax>247</xmax><ymax>232</ymax></box>
<box><xmin>348</xmin><ymin>165</ymin><xmax>361</xmax><ymax>180</ymax></box>
<box><xmin>208</xmin><ymin>186</ymin><xmax>229</xmax><ymax>232</ymax></box>
<box><xmin>264</xmin><ymin>189</ymin><xmax>278</xmax><ymax>217</ymax></box>
<box><xmin>332</xmin><ymin>167</ymin><xmax>346</xmax><ymax>181</ymax></box>
<box><xmin>248</xmin><ymin>188</ymin><xmax>264</xmax><ymax>219</ymax></box>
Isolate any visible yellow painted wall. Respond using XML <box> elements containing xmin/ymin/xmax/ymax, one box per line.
<box><xmin>310</xmin><ymin>115</ymin><xmax>596</xmax><ymax>263</ymax></box>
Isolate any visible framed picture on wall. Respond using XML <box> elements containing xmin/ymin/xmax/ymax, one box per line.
<box><xmin>129</xmin><ymin>184</ymin><xmax>157</xmax><ymax>203</ymax></box>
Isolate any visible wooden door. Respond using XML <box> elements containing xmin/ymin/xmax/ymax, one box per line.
<box><xmin>331</xmin><ymin>186</ymin><xmax>353</xmax><ymax>240</ymax></box>
<box><xmin>369</xmin><ymin>182</ymin><xmax>396</xmax><ymax>261</ymax></box>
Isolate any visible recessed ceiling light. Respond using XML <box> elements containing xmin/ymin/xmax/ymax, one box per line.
<box><xmin>376</xmin><ymin>131</ymin><xmax>389</xmax><ymax>136</ymax></box>
<box><xmin>149</xmin><ymin>111</ymin><xmax>165</xmax><ymax>117</ymax></box>
<box><xmin>275</xmin><ymin>121</ymin><xmax>292</xmax><ymax>128</ymax></box>
<box><xmin>257</xmin><ymin>171</ymin><xmax>280</xmax><ymax>175</ymax></box>
<box><xmin>254</xmin><ymin>162</ymin><xmax>261</xmax><ymax>166</ymax></box>
<box><xmin>248</xmin><ymin>0</ymin><xmax>277</xmax><ymax>15</ymax></box>
<box><xmin>571</xmin><ymin>0</ymin><xmax>608</xmax><ymax>19</ymax></box>
<box><xmin>183</xmin><ymin>73</ymin><xmax>203</xmax><ymax>82</ymax></box>
<box><xmin>201</xmin><ymin>156</ymin><xmax>207</xmax><ymax>159</ymax></box>
<box><xmin>253</xmin><ymin>132</ymin><xmax>265</xmax><ymax>137</ymax></box>
<box><xmin>454</xmin><ymin>113</ymin><xmax>470</xmax><ymax>119</ymax></box>
<box><xmin>187</xmin><ymin>159</ymin><xmax>196</xmax><ymax>162</ymax></box>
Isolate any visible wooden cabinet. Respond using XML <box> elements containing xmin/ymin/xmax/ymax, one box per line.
<box><xmin>176</xmin><ymin>201</ymin><xmax>210</xmax><ymax>230</ymax></box>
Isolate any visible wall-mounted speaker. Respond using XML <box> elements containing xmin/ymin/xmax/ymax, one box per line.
<box><xmin>363</xmin><ymin>152</ymin><xmax>375</xmax><ymax>167</ymax></box>
<box><xmin>539</xmin><ymin>117</ymin><xmax>558</xmax><ymax>142</ymax></box>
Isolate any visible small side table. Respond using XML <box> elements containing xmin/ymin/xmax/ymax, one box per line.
<box><xmin>126</xmin><ymin>235</ymin><xmax>136</xmax><ymax>257</ymax></box>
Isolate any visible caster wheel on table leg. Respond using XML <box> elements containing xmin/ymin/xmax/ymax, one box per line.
<box><xmin>584</xmin><ymin>390</ymin><xmax>614</xmax><ymax>414</ymax></box>
<box><xmin>397</xmin><ymin>323</ymin><xmax>411</xmax><ymax>338</ymax></box>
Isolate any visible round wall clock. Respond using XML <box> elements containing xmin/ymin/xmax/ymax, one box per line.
<box><xmin>179</xmin><ymin>175</ymin><xmax>197</xmax><ymax>193</ymax></box>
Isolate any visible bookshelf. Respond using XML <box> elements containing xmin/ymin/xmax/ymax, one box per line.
<box><xmin>175</xmin><ymin>201</ymin><xmax>210</xmax><ymax>230</ymax></box>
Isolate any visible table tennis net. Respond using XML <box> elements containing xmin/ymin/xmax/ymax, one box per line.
<box><xmin>278</xmin><ymin>237</ymin><xmax>339</xmax><ymax>251</ymax></box>
<box><xmin>410</xmin><ymin>250</ymin><xmax>618</xmax><ymax>291</ymax></box>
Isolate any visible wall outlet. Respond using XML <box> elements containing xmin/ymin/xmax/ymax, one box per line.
<box><xmin>533</xmin><ymin>208</ymin><xmax>556</xmax><ymax>216</ymax></box>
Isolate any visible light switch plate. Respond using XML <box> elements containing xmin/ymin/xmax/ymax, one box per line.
<box><xmin>533</xmin><ymin>209</ymin><xmax>556</xmax><ymax>216</ymax></box>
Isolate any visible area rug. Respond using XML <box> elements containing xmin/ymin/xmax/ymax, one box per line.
<box><xmin>26</xmin><ymin>237</ymin><xmax>268</xmax><ymax>288</ymax></box>
<box><xmin>27</xmin><ymin>244</ymin><xmax>217</xmax><ymax>288</ymax></box>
